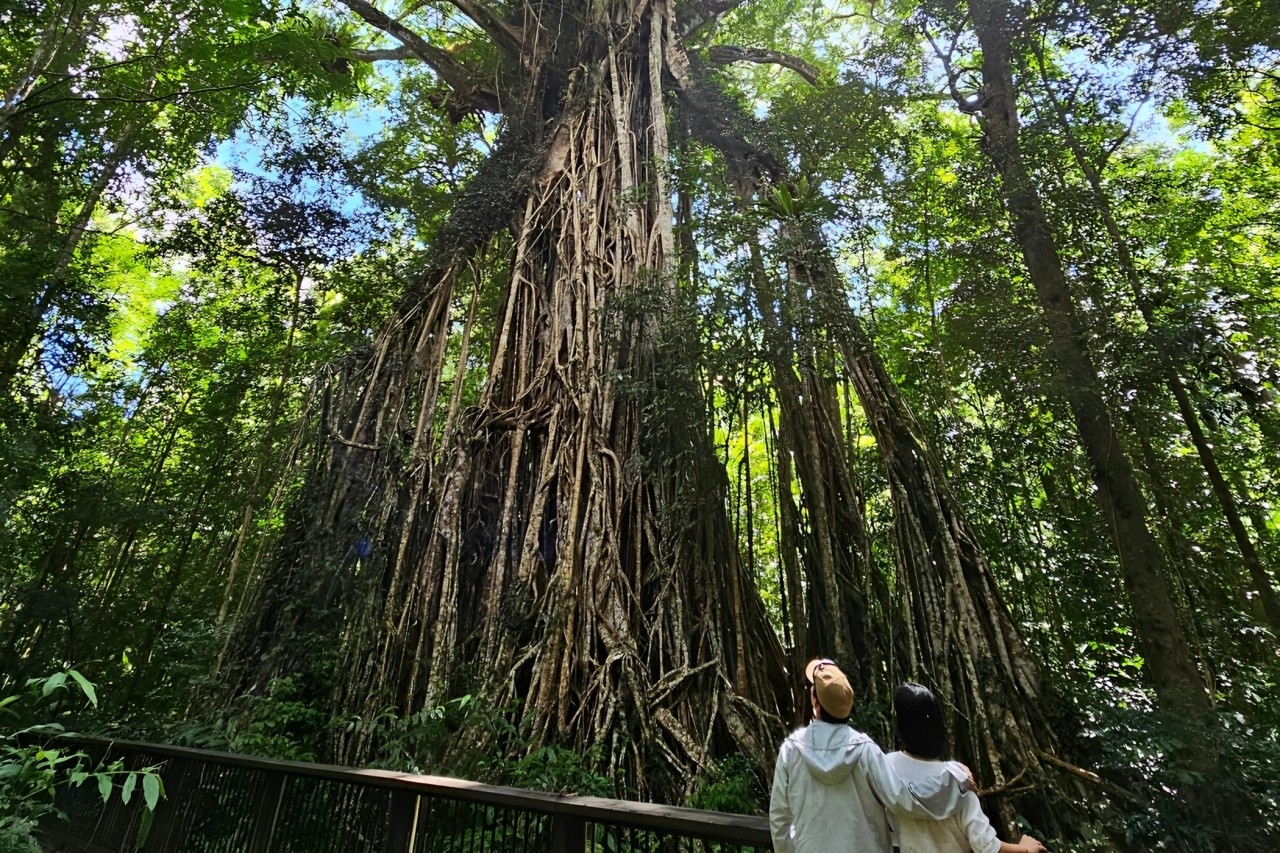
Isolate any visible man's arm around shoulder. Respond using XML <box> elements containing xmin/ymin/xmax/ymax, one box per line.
<box><xmin>859</xmin><ymin>741</ymin><xmax>966</xmax><ymax>821</ymax></box>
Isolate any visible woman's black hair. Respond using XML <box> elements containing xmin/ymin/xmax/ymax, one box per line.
<box><xmin>893</xmin><ymin>682</ymin><xmax>947</xmax><ymax>759</ymax></box>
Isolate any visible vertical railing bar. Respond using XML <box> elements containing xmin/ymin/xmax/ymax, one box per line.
<box><xmin>246</xmin><ymin>770</ymin><xmax>286</xmax><ymax>853</ymax></box>
<box><xmin>551</xmin><ymin>809</ymin><xmax>585</xmax><ymax>853</ymax></box>
<box><xmin>480</xmin><ymin>800</ymin><xmax>495</xmax><ymax>851</ymax></box>
<box><xmin>387</xmin><ymin>786</ymin><xmax>419</xmax><ymax>853</ymax></box>
<box><xmin>94</xmin><ymin>741</ymin><xmax>124</xmax><ymax>848</ymax></box>
<box><xmin>332</xmin><ymin>779</ymin><xmax>350</xmax><ymax>853</ymax></box>
<box><xmin>232</xmin><ymin>765</ymin><xmax>258</xmax><ymax>852</ymax></box>
<box><xmin>144</xmin><ymin>756</ymin><xmax>193</xmax><ymax>852</ymax></box>
<box><xmin>177</xmin><ymin>760</ymin><xmax>208</xmax><ymax>851</ymax></box>
<box><xmin>518</xmin><ymin>804</ymin><xmax>532</xmax><ymax>853</ymax></box>
<box><xmin>484</xmin><ymin>801</ymin><xmax>498</xmax><ymax>851</ymax></box>
<box><xmin>420</xmin><ymin>796</ymin><xmax>441</xmax><ymax>852</ymax></box>
<box><xmin>353</xmin><ymin>780</ymin><xmax>370</xmax><ymax>852</ymax></box>
<box><xmin>171</xmin><ymin>759</ymin><xmax>202</xmax><ymax>852</ymax></box>
<box><xmin>330</xmin><ymin>777</ymin><xmax>343</xmax><ymax>852</ymax></box>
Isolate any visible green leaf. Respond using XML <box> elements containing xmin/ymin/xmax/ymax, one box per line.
<box><xmin>42</xmin><ymin>672</ymin><xmax>68</xmax><ymax>696</ymax></box>
<box><xmin>143</xmin><ymin>773</ymin><xmax>162</xmax><ymax>811</ymax></box>
<box><xmin>122</xmin><ymin>772</ymin><xmax>137</xmax><ymax>805</ymax></box>
<box><xmin>137</xmin><ymin>806</ymin><xmax>155</xmax><ymax>845</ymax></box>
<box><xmin>97</xmin><ymin>774</ymin><xmax>113</xmax><ymax>803</ymax></box>
<box><xmin>68</xmin><ymin>670</ymin><xmax>98</xmax><ymax>708</ymax></box>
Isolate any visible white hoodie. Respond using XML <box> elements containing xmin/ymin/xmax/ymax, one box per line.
<box><xmin>886</xmin><ymin>752</ymin><xmax>1001</xmax><ymax>853</ymax></box>
<box><xmin>769</xmin><ymin>722</ymin><xmax>966</xmax><ymax>853</ymax></box>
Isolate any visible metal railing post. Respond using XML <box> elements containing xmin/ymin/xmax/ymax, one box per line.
<box><xmin>143</xmin><ymin>757</ymin><xmax>194</xmax><ymax>851</ymax></box>
<box><xmin>247</xmin><ymin>771</ymin><xmax>287</xmax><ymax>853</ymax></box>
<box><xmin>551</xmin><ymin>812</ymin><xmax>586</xmax><ymax>853</ymax></box>
<box><xmin>386</xmin><ymin>788</ymin><xmax>420</xmax><ymax>853</ymax></box>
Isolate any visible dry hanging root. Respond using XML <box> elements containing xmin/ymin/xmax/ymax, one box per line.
<box><xmin>223</xmin><ymin>0</ymin><xmax>789</xmax><ymax>801</ymax></box>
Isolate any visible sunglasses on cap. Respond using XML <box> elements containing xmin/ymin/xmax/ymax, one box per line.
<box><xmin>805</xmin><ymin>658</ymin><xmax>836</xmax><ymax>683</ymax></box>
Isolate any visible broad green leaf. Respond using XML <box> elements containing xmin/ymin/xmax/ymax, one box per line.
<box><xmin>98</xmin><ymin>774</ymin><xmax>113</xmax><ymax>803</ymax></box>
<box><xmin>122</xmin><ymin>772</ymin><xmax>137</xmax><ymax>805</ymax></box>
<box><xmin>143</xmin><ymin>773</ymin><xmax>162</xmax><ymax>811</ymax></box>
<box><xmin>68</xmin><ymin>670</ymin><xmax>98</xmax><ymax>708</ymax></box>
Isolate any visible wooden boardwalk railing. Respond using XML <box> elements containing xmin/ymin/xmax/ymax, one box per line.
<box><xmin>40</xmin><ymin>737</ymin><xmax>772</xmax><ymax>852</ymax></box>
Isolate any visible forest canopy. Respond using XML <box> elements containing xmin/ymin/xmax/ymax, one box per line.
<box><xmin>2</xmin><ymin>0</ymin><xmax>1279</xmax><ymax>848</ymax></box>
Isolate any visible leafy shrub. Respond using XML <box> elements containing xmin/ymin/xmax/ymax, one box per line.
<box><xmin>0</xmin><ymin>672</ymin><xmax>163</xmax><ymax>849</ymax></box>
<box><xmin>344</xmin><ymin>694</ymin><xmax>478</xmax><ymax>773</ymax></box>
<box><xmin>1070</xmin><ymin>664</ymin><xmax>1280</xmax><ymax>851</ymax></box>
<box><xmin>171</xmin><ymin>675</ymin><xmax>328</xmax><ymax>761</ymax></box>
<box><xmin>685</xmin><ymin>754</ymin><xmax>763</xmax><ymax>815</ymax></box>
<box><xmin>500</xmin><ymin>744</ymin><xmax>613</xmax><ymax>797</ymax></box>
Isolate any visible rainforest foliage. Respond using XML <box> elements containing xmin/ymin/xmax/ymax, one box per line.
<box><xmin>2</xmin><ymin>0</ymin><xmax>1279</xmax><ymax>849</ymax></box>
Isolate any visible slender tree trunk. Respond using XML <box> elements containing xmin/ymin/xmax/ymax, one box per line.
<box><xmin>962</xmin><ymin>0</ymin><xmax>1211</xmax><ymax>721</ymax></box>
<box><xmin>0</xmin><ymin>0</ymin><xmax>89</xmax><ymax>136</ymax></box>
<box><xmin>0</xmin><ymin>113</ymin><xmax>142</xmax><ymax>396</ymax></box>
<box><xmin>1032</xmin><ymin>52</ymin><xmax>1280</xmax><ymax>631</ymax></box>
<box><xmin>219</xmin><ymin>267</ymin><xmax>306</xmax><ymax>624</ymax></box>
<box><xmin>750</xmin><ymin>235</ymin><xmax>878</xmax><ymax>680</ymax></box>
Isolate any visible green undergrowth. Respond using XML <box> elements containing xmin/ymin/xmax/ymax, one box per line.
<box><xmin>0</xmin><ymin>672</ymin><xmax>163</xmax><ymax>851</ymax></box>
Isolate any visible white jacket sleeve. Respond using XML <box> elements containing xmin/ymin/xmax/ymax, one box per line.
<box><xmin>860</xmin><ymin>742</ymin><xmax>965</xmax><ymax>820</ymax></box>
<box><xmin>768</xmin><ymin>742</ymin><xmax>796</xmax><ymax>853</ymax></box>
<box><xmin>957</xmin><ymin>789</ymin><xmax>1002</xmax><ymax>853</ymax></box>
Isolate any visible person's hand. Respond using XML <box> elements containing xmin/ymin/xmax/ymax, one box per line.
<box><xmin>955</xmin><ymin>762</ymin><xmax>977</xmax><ymax>792</ymax></box>
<box><xmin>1018</xmin><ymin>834</ymin><xmax>1047</xmax><ymax>853</ymax></box>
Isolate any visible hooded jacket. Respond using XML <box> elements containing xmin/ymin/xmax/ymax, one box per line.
<box><xmin>886</xmin><ymin>752</ymin><xmax>1001</xmax><ymax>853</ymax></box>
<box><xmin>769</xmin><ymin>722</ymin><xmax>966</xmax><ymax>853</ymax></box>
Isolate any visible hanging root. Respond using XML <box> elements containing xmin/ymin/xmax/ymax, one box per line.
<box><xmin>224</xmin><ymin>0</ymin><xmax>787</xmax><ymax>801</ymax></box>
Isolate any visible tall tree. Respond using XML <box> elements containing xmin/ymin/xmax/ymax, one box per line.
<box><xmin>224</xmin><ymin>0</ymin><xmax>801</xmax><ymax>794</ymax></box>
<box><xmin>917</xmin><ymin>0</ymin><xmax>1213</xmax><ymax>724</ymax></box>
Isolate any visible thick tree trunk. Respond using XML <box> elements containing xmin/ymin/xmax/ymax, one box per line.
<box><xmin>964</xmin><ymin>0</ymin><xmax>1211</xmax><ymax>722</ymax></box>
<box><xmin>224</xmin><ymin>0</ymin><xmax>788</xmax><ymax>798</ymax></box>
<box><xmin>767</xmin><ymin>220</ymin><xmax>1079</xmax><ymax>834</ymax></box>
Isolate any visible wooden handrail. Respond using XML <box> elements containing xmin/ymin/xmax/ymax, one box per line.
<box><xmin>49</xmin><ymin>735</ymin><xmax>772</xmax><ymax>850</ymax></box>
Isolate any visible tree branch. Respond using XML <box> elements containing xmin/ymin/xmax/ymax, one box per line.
<box><xmin>336</xmin><ymin>0</ymin><xmax>500</xmax><ymax>113</ymax></box>
<box><xmin>12</xmin><ymin>80</ymin><xmax>265</xmax><ymax>117</ymax></box>
<box><xmin>349</xmin><ymin>45</ymin><xmax>416</xmax><ymax>62</ymax></box>
<box><xmin>1038</xmin><ymin>751</ymin><xmax>1141</xmax><ymax>804</ymax></box>
<box><xmin>679</xmin><ymin>0</ymin><xmax>753</xmax><ymax>36</ymax></box>
<box><xmin>706</xmin><ymin>45</ymin><xmax>822</xmax><ymax>85</ymax></box>
<box><xmin>442</xmin><ymin>0</ymin><xmax>525</xmax><ymax>57</ymax></box>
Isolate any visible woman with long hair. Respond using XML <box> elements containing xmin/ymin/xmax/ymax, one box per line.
<box><xmin>887</xmin><ymin>683</ymin><xmax>1048</xmax><ymax>853</ymax></box>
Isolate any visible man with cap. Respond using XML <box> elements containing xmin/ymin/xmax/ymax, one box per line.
<box><xmin>769</xmin><ymin>658</ymin><xmax>970</xmax><ymax>853</ymax></box>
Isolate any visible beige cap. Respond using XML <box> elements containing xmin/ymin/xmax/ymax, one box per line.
<box><xmin>805</xmin><ymin>658</ymin><xmax>854</xmax><ymax>719</ymax></box>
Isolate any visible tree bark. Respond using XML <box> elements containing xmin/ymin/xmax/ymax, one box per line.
<box><xmin>223</xmin><ymin>0</ymin><xmax>790</xmax><ymax>798</ymax></box>
<box><xmin>962</xmin><ymin>0</ymin><xmax>1211</xmax><ymax>722</ymax></box>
